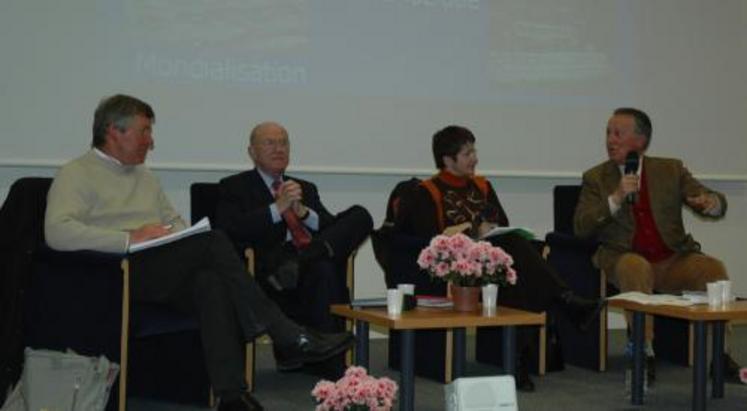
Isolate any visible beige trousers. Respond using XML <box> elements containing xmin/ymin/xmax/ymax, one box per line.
<box><xmin>612</xmin><ymin>252</ymin><xmax>728</xmax><ymax>342</ymax></box>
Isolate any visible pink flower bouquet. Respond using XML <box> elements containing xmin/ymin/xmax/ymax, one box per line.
<box><xmin>416</xmin><ymin>233</ymin><xmax>517</xmax><ymax>287</ymax></box>
<box><xmin>311</xmin><ymin>366</ymin><xmax>398</xmax><ymax>411</ymax></box>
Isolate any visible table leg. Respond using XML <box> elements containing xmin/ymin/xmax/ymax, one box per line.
<box><xmin>502</xmin><ymin>325</ymin><xmax>516</xmax><ymax>376</ymax></box>
<box><xmin>693</xmin><ymin>321</ymin><xmax>707</xmax><ymax>411</ymax></box>
<box><xmin>712</xmin><ymin>321</ymin><xmax>725</xmax><ymax>399</ymax></box>
<box><xmin>453</xmin><ymin>327</ymin><xmax>466</xmax><ymax>379</ymax></box>
<box><xmin>354</xmin><ymin>320</ymin><xmax>369</xmax><ymax>368</ymax></box>
<box><xmin>400</xmin><ymin>329</ymin><xmax>415</xmax><ymax>411</ymax></box>
<box><xmin>631</xmin><ymin>311</ymin><xmax>645</xmax><ymax>405</ymax></box>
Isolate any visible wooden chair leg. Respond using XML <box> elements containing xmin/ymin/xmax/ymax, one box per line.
<box><xmin>538</xmin><ymin>324</ymin><xmax>546</xmax><ymax>376</ymax></box>
<box><xmin>119</xmin><ymin>260</ymin><xmax>130</xmax><ymax>411</ymax></box>
<box><xmin>245</xmin><ymin>342</ymin><xmax>255</xmax><ymax>392</ymax></box>
<box><xmin>599</xmin><ymin>305</ymin><xmax>608</xmax><ymax>372</ymax></box>
<box><xmin>599</xmin><ymin>270</ymin><xmax>608</xmax><ymax>372</ymax></box>
<box><xmin>345</xmin><ymin>253</ymin><xmax>356</xmax><ymax>367</ymax></box>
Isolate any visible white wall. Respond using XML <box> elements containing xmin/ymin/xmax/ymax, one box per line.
<box><xmin>2</xmin><ymin>0</ymin><xmax>746</xmax><ymax>178</ymax></box>
<box><xmin>2</xmin><ymin>164</ymin><xmax>745</xmax><ymax>328</ymax></box>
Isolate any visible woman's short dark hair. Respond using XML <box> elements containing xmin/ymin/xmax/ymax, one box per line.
<box><xmin>92</xmin><ymin>94</ymin><xmax>155</xmax><ymax>148</ymax></box>
<box><xmin>432</xmin><ymin>125</ymin><xmax>475</xmax><ymax>169</ymax></box>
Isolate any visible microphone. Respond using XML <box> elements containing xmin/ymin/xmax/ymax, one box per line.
<box><xmin>624</xmin><ymin>151</ymin><xmax>639</xmax><ymax>204</ymax></box>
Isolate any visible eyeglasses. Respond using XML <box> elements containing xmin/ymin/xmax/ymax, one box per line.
<box><xmin>255</xmin><ymin>139</ymin><xmax>289</xmax><ymax>149</ymax></box>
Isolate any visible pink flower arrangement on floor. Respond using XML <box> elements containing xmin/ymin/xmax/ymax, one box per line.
<box><xmin>740</xmin><ymin>367</ymin><xmax>747</xmax><ymax>384</ymax></box>
<box><xmin>311</xmin><ymin>366</ymin><xmax>398</xmax><ymax>411</ymax></box>
<box><xmin>416</xmin><ymin>233</ymin><xmax>517</xmax><ymax>287</ymax></box>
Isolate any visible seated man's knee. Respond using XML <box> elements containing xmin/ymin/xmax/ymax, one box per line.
<box><xmin>338</xmin><ymin>205</ymin><xmax>374</xmax><ymax>230</ymax></box>
<box><xmin>691</xmin><ymin>254</ymin><xmax>728</xmax><ymax>287</ymax></box>
<box><xmin>614</xmin><ymin>253</ymin><xmax>653</xmax><ymax>291</ymax></box>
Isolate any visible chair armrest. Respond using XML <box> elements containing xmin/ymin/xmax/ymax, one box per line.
<box><xmin>35</xmin><ymin>245</ymin><xmax>124</xmax><ymax>267</ymax></box>
<box><xmin>244</xmin><ymin>247</ymin><xmax>255</xmax><ymax>276</ymax></box>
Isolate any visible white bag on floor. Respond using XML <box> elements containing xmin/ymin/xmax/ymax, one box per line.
<box><xmin>20</xmin><ymin>348</ymin><xmax>119</xmax><ymax>411</ymax></box>
<box><xmin>445</xmin><ymin>376</ymin><xmax>517</xmax><ymax>411</ymax></box>
<box><xmin>1</xmin><ymin>383</ymin><xmax>25</xmax><ymax>411</ymax></box>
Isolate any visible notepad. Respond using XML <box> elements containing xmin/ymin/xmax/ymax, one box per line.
<box><xmin>351</xmin><ymin>297</ymin><xmax>388</xmax><ymax>308</ymax></box>
<box><xmin>128</xmin><ymin>217</ymin><xmax>211</xmax><ymax>253</ymax></box>
<box><xmin>607</xmin><ymin>291</ymin><xmax>695</xmax><ymax>307</ymax></box>
<box><xmin>416</xmin><ymin>295</ymin><xmax>453</xmax><ymax>308</ymax></box>
<box><xmin>479</xmin><ymin>226</ymin><xmax>536</xmax><ymax>241</ymax></box>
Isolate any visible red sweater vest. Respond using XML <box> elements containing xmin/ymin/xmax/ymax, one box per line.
<box><xmin>631</xmin><ymin>168</ymin><xmax>674</xmax><ymax>262</ymax></box>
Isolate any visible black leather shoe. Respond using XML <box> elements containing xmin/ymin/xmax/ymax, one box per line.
<box><xmin>218</xmin><ymin>393</ymin><xmax>264</xmax><ymax>411</ymax></box>
<box><xmin>559</xmin><ymin>291</ymin><xmax>606</xmax><ymax>332</ymax></box>
<box><xmin>710</xmin><ymin>353</ymin><xmax>742</xmax><ymax>383</ymax></box>
<box><xmin>516</xmin><ymin>365</ymin><xmax>535</xmax><ymax>392</ymax></box>
<box><xmin>516</xmin><ymin>349</ymin><xmax>535</xmax><ymax>393</ymax></box>
<box><xmin>273</xmin><ymin>344</ymin><xmax>304</xmax><ymax>372</ymax></box>
<box><xmin>275</xmin><ymin>329</ymin><xmax>354</xmax><ymax>370</ymax></box>
<box><xmin>516</xmin><ymin>371</ymin><xmax>535</xmax><ymax>392</ymax></box>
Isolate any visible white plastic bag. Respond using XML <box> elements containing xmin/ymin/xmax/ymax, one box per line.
<box><xmin>1</xmin><ymin>383</ymin><xmax>25</xmax><ymax>411</ymax></box>
<box><xmin>20</xmin><ymin>348</ymin><xmax>119</xmax><ymax>411</ymax></box>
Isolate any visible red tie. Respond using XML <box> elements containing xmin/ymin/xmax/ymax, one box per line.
<box><xmin>272</xmin><ymin>180</ymin><xmax>312</xmax><ymax>249</ymax></box>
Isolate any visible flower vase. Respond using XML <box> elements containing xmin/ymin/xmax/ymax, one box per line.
<box><xmin>450</xmin><ymin>284</ymin><xmax>481</xmax><ymax>312</ymax></box>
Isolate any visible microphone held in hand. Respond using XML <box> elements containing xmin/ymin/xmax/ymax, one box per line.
<box><xmin>624</xmin><ymin>151</ymin><xmax>639</xmax><ymax>204</ymax></box>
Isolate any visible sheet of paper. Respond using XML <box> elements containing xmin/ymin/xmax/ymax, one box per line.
<box><xmin>128</xmin><ymin>217</ymin><xmax>211</xmax><ymax>253</ymax></box>
<box><xmin>416</xmin><ymin>296</ymin><xmax>453</xmax><ymax>308</ymax></box>
<box><xmin>607</xmin><ymin>291</ymin><xmax>695</xmax><ymax>307</ymax></box>
<box><xmin>479</xmin><ymin>226</ymin><xmax>536</xmax><ymax>241</ymax></box>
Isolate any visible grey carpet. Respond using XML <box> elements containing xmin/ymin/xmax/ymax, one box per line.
<box><xmin>130</xmin><ymin>327</ymin><xmax>747</xmax><ymax>410</ymax></box>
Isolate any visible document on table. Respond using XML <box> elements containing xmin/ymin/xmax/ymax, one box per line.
<box><xmin>681</xmin><ymin>291</ymin><xmax>708</xmax><ymax>304</ymax></box>
<box><xmin>351</xmin><ymin>297</ymin><xmax>388</xmax><ymax>308</ymax></box>
<box><xmin>479</xmin><ymin>226</ymin><xmax>536</xmax><ymax>241</ymax></box>
<box><xmin>128</xmin><ymin>217</ymin><xmax>211</xmax><ymax>253</ymax></box>
<box><xmin>607</xmin><ymin>291</ymin><xmax>695</xmax><ymax>307</ymax></box>
<box><xmin>416</xmin><ymin>296</ymin><xmax>453</xmax><ymax>308</ymax></box>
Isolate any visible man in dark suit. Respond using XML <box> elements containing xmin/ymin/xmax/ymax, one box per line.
<box><xmin>574</xmin><ymin>107</ymin><xmax>741</xmax><ymax>382</ymax></box>
<box><xmin>44</xmin><ymin>95</ymin><xmax>354</xmax><ymax>411</ymax></box>
<box><xmin>216</xmin><ymin>121</ymin><xmax>372</xmax><ymax>374</ymax></box>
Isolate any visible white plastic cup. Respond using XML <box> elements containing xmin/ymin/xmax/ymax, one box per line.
<box><xmin>387</xmin><ymin>289</ymin><xmax>403</xmax><ymax>316</ymax></box>
<box><xmin>718</xmin><ymin>280</ymin><xmax>733</xmax><ymax>303</ymax></box>
<box><xmin>482</xmin><ymin>284</ymin><xmax>499</xmax><ymax>308</ymax></box>
<box><xmin>398</xmin><ymin>283</ymin><xmax>415</xmax><ymax>295</ymax></box>
<box><xmin>707</xmin><ymin>282</ymin><xmax>723</xmax><ymax>307</ymax></box>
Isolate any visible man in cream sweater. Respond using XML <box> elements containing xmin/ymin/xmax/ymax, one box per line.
<box><xmin>45</xmin><ymin>94</ymin><xmax>353</xmax><ymax>411</ymax></box>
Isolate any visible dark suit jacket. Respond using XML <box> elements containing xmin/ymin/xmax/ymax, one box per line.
<box><xmin>216</xmin><ymin>168</ymin><xmax>335</xmax><ymax>271</ymax></box>
<box><xmin>574</xmin><ymin>156</ymin><xmax>727</xmax><ymax>275</ymax></box>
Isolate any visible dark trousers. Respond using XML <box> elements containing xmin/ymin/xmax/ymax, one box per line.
<box><xmin>259</xmin><ymin>205</ymin><xmax>373</xmax><ymax>332</ymax></box>
<box><xmin>130</xmin><ymin>230</ymin><xmax>300</xmax><ymax>397</ymax></box>
<box><xmin>490</xmin><ymin>233</ymin><xmax>566</xmax><ymax>313</ymax></box>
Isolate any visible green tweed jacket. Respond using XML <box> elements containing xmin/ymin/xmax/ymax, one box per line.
<box><xmin>573</xmin><ymin>156</ymin><xmax>727</xmax><ymax>277</ymax></box>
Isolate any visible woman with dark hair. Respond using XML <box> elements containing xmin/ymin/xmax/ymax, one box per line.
<box><xmin>394</xmin><ymin>125</ymin><xmax>604</xmax><ymax>391</ymax></box>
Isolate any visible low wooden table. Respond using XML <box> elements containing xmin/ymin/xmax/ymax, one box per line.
<box><xmin>331</xmin><ymin>304</ymin><xmax>545</xmax><ymax>411</ymax></box>
<box><xmin>607</xmin><ymin>299</ymin><xmax>747</xmax><ymax>411</ymax></box>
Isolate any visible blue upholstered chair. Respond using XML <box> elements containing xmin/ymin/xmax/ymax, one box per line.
<box><xmin>545</xmin><ymin>185</ymin><xmax>692</xmax><ymax>371</ymax></box>
<box><xmin>14</xmin><ymin>177</ymin><xmax>211</xmax><ymax>410</ymax></box>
